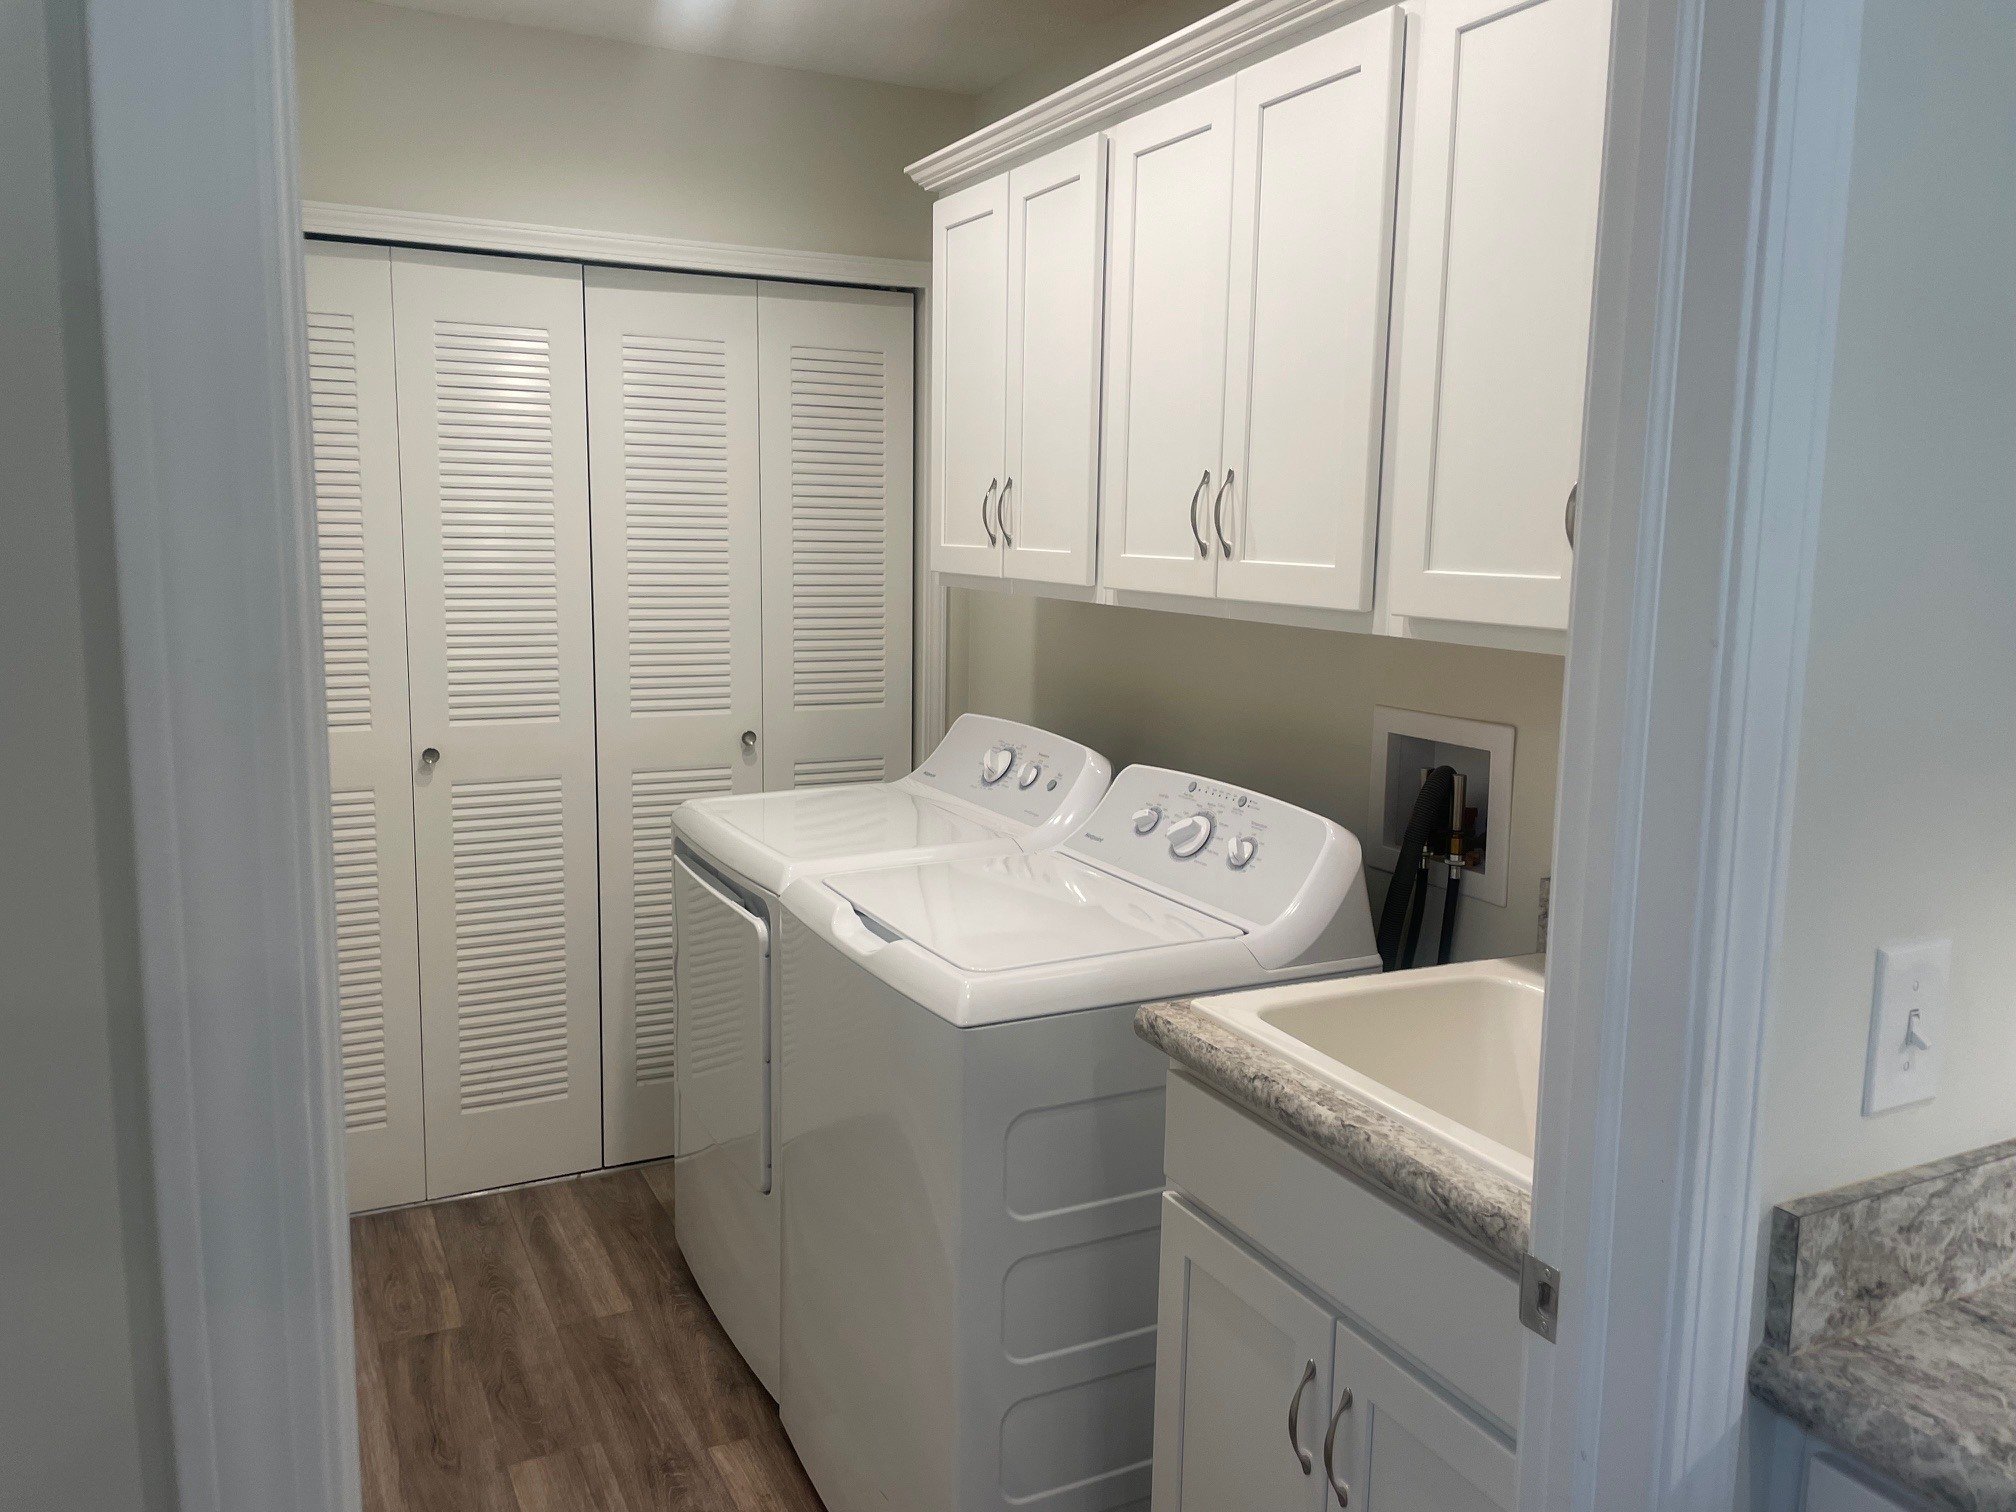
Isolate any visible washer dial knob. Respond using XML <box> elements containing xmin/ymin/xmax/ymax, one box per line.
<box><xmin>1018</xmin><ymin>763</ymin><xmax>1042</xmax><ymax>789</ymax></box>
<box><xmin>980</xmin><ymin>746</ymin><xmax>1015</xmax><ymax>785</ymax></box>
<box><xmin>1167</xmin><ymin>813</ymin><xmax>1213</xmax><ymax>859</ymax></box>
<box><xmin>1226</xmin><ymin>835</ymin><xmax>1258</xmax><ymax>870</ymax></box>
<box><xmin>1132</xmin><ymin>804</ymin><xmax>1163</xmax><ymax>835</ymax></box>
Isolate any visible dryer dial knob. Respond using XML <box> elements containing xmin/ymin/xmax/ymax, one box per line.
<box><xmin>1018</xmin><ymin>763</ymin><xmax>1042</xmax><ymax>789</ymax></box>
<box><xmin>981</xmin><ymin>746</ymin><xmax>1015</xmax><ymax>785</ymax></box>
<box><xmin>1227</xmin><ymin>835</ymin><xmax>1258</xmax><ymax>870</ymax></box>
<box><xmin>1167</xmin><ymin>813</ymin><xmax>1213</xmax><ymax>859</ymax></box>
<box><xmin>1132</xmin><ymin>805</ymin><xmax>1163</xmax><ymax>835</ymax></box>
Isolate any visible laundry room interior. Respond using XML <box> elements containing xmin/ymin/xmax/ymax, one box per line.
<box><xmin>20</xmin><ymin>0</ymin><xmax>2015</xmax><ymax>1510</ymax></box>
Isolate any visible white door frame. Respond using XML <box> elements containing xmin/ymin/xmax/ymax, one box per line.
<box><xmin>85</xmin><ymin>0</ymin><xmax>1861</xmax><ymax>1507</ymax></box>
<box><xmin>1520</xmin><ymin>0</ymin><xmax>1865</xmax><ymax>1508</ymax></box>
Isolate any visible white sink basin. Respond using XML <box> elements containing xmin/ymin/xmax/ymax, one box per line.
<box><xmin>1190</xmin><ymin>956</ymin><xmax>1545</xmax><ymax>1188</ymax></box>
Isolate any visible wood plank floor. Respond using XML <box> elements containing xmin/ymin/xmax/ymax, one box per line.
<box><xmin>351</xmin><ymin>1164</ymin><xmax>824</xmax><ymax>1512</ymax></box>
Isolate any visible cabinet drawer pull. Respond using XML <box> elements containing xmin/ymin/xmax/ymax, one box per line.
<box><xmin>1565</xmin><ymin>482</ymin><xmax>1579</xmax><ymax>547</ymax></box>
<box><xmin>1323</xmin><ymin>1387</ymin><xmax>1354</xmax><ymax>1505</ymax></box>
<box><xmin>981</xmin><ymin>478</ymin><xmax>999</xmax><ymax>546</ymax></box>
<box><xmin>1287</xmin><ymin>1359</ymin><xmax>1317</xmax><ymax>1475</ymax></box>
<box><xmin>999</xmin><ymin>477</ymin><xmax>1015</xmax><ymax>548</ymax></box>
<box><xmin>1188</xmin><ymin>470</ymin><xmax>1212</xmax><ymax>558</ymax></box>
<box><xmin>1212</xmin><ymin>469</ymin><xmax>1235</xmax><ymax>557</ymax></box>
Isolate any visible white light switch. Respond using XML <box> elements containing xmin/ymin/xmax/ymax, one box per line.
<box><xmin>1862</xmin><ymin>939</ymin><xmax>1950</xmax><ymax>1116</ymax></box>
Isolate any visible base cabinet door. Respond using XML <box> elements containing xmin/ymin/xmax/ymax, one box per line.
<box><xmin>1152</xmin><ymin>1195</ymin><xmax>1335</xmax><ymax>1512</ymax></box>
<box><xmin>1327</xmin><ymin>1318</ymin><xmax>1516</xmax><ymax>1512</ymax></box>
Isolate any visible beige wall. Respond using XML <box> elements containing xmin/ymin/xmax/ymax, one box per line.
<box><xmin>2</xmin><ymin>0</ymin><xmax>175</xmax><ymax>1505</ymax></box>
<box><xmin>294</xmin><ymin>0</ymin><xmax>975</xmax><ymax>259</ymax></box>
<box><xmin>1755</xmin><ymin>0</ymin><xmax>2016</xmax><ymax>1208</ymax></box>
<box><xmin>972</xmin><ymin>0</ymin><xmax>1230</xmax><ymax>125</ymax></box>
<box><xmin>955</xmin><ymin>594</ymin><xmax>1563</xmax><ymax>960</ymax></box>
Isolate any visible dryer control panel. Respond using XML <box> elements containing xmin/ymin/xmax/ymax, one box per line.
<box><xmin>908</xmin><ymin>713</ymin><xmax>1111</xmax><ymax>838</ymax></box>
<box><xmin>1063</xmin><ymin>766</ymin><xmax>1361</xmax><ymax>934</ymax></box>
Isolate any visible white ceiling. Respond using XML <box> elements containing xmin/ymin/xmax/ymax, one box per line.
<box><xmin>366</xmin><ymin>0</ymin><xmax>1151</xmax><ymax>94</ymax></box>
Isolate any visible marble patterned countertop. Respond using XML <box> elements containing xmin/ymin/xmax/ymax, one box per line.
<box><xmin>1749</xmin><ymin>1137</ymin><xmax>2016</xmax><ymax>1510</ymax></box>
<box><xmin>1133</xmin><ymin>998</ymin><xmax>1530</xmax><ymax>1271</ymax></box>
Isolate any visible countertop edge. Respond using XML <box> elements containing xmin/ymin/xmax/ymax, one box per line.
<box><xmin>1135</xmin><ymin>998</ymin><xmax>1531</xmax><ymax>1271</ymax></box>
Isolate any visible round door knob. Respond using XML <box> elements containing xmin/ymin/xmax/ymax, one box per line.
<box><xmin>1167</xmin><ymin>813</ymin><xmax>1213</xmax><ymax>859</ymax></box>
<box><xmin>1227</xmin><ymin>835</ymin><xmax>1258</xmax><ymax>870</ymax></box>
<box><xmin>741</xmin><ymin>730</ymin><xmax>758</xmax><ymax>752</ymax></box>
<box><xmin>1018</xmin><ymin>763</ymin><xmax>1042</xmax><ymax>789</ymax></box>
<box><xmin>981</xmin><ymin>745</ymin><xmax>1015</xmax><ymax>785</ymax></box>
<box><xmin>1132</xmin><ymin>805</ymin><xmax>1163</xmax><ymax>835</ymax></box>
<box><xmin>418</xmin><ymin>747</ymin><xmax>441</xmax><ymax>770</ymax></box>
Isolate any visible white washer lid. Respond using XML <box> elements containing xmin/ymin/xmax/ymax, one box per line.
<box><xmin>827</xmin><ymin>851</ymin><xmax>1241</xmax><ymax>974</ymax></box>
<box><xmin>690</xmin><ymin>784</ymin><xmax>1010</xmax><ymax>862</ymax></box>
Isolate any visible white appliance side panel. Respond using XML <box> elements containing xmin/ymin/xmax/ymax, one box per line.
<box><xmin>1003</xmin><ymin>135</ymin><xmax>1106</xmax><ymax>587</ymax></box>
<box><xmin>1385</xmin><ymin>0</ymin><xmax>1611</xmax><ymax>630</ymax></box>
<box><xmin>1099</xmin><ymin>80</ymin><xmax>1237</xmax><ymax>598</ymax></box>
<box><xmin>393</xmin><ymin>248</ymin><xmax>604</xmax><ymax>1198</ymax></box>
<box><xmin>931</xmin><ymin>178</ymin><xmax>1008</xmax><ymax>576</ymax></box>
<box><xmin>755</xmin><ymin>282</ymin><xmax>915</xmax><ymax>793</ymax></box>
<box><xmin>585</xmin><ymin>266</ymin><xmax>764</xmax><ymax>1167</ymax></box>
<box><xmin>1216</xmin><ymin>10</ymin><xmax>1404</xmax><ymax>612</ymax></box>
<box><xmin>305</xmin><ymin>242</ymin><xmax>427</xmax><ymax>1213</ymax></box>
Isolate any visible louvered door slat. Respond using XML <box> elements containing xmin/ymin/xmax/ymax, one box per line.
<box><xmin>587</xmin><ymin>268</ymin><xmax>765</xmax><ymax>1167</ymax></box>
<box><xmin>393</xmin><ymin>249</ymin><xmax>601</xmax><ymax>1200</ymax></box>
<box><xmin>305</xmin><ymin>244</ymin><xmax>426</xmax><ymax>1213</ymax></box>
<box><xmin>757</xmin><ymin>282</ymin><xmax>914</xmax><ymax>792</ymax></box>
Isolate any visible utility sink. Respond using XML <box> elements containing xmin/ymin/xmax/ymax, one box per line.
<box><xmin>1190</xmin><ymin>955</ymin><xmax>1545</xmax><ymax>1187</ymax></box>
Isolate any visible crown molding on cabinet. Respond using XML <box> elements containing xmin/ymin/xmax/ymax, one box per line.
<box><xmin>905</xmin><ymin>0</ymin><xmax>1371</xmax><ymax>193</ymax></box>
<box><xmin>301</xmin><ymin>201</ymin><xmax>931</xmax><ymax>290</ymax></box>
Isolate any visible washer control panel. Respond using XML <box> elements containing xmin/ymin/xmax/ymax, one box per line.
<box><xmin>910</xmin><ymin>714</ymin><xmax>1109</xmax><ymax>831</ymax></box>
<box><xmin>1063</xmin><ymin>766</ymin><xmax>1347</xmax><ymax>928</ymax></box>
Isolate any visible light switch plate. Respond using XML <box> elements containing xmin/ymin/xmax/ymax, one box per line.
<box><xmin>1862</xmin><ymin>939</ymin><xmax>1950</xmax><ymax>1116</ymax></box>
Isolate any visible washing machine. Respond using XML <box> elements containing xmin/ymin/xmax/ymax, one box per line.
<box><xmin>669</xmin><ymin>713</ymin><xmax>1110</xmax><ymax>1396</ymax></box>
<box><xmin>775</xmin><ymin>765</ymin><xmax>1381</xmax><ymax>1512</ymax></box>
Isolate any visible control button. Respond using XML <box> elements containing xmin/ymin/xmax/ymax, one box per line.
<box><xmin>1227</xmin><ymin>835</ymin><xmax>1258</xmax><ymax>870</ymax></box>
<box><xmin>1018</xmin><ymin>763</ymin><xmax>1042</xmax><ymax>789</ymax></box>
<box><xmin>1167</xmin><ymin>813</ymin><xmax>1213</xmax><ymax>859</ymax></box>
<box><xmin>981</xmin><ymin>746</ymin><xmax>1015</xmax><ymax>785</ymax></box>
<box><xmin>1132</xmin><ymin>805</ymin><xmax>1164</xmax><ymax>835</ymax></box>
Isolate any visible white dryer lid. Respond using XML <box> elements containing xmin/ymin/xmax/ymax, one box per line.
<box><xmin>827</xmin><ymin>851</ymin><xmax>1241</xmax><ymax>974</ymax></box>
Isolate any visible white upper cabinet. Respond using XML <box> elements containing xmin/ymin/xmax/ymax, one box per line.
<box><xmin>1384</xmin><ymin>0</ymin><xmax>1613</xmax><ymax>632</ymax></box>
<box><xmin>1100</xmin><ymin>80</ymin><xmax>1237</xmax><ymax>598</ymax></box>
<box><xmin>931</xmin><ymin>178</ymin><xmax>1008</xmax><ymax>576</ymax></box>
<box><xmin>1002</xmin><ymin>135</ymin><xmax>1107</xmax><ymax>586</ymax></box>
<box><xmin>1217</xmin><ymin>9</ymin><xmax>1404</xmax><ymax>613</ymax></box>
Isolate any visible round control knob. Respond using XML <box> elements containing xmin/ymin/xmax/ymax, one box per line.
<box><xmin>981</xmin><ymin>745</ymin><xmax>1015</xmax><ymax>785</ymax></box>
<box><xmin>1167</xmin><ymin>813</ymin><xmax>1213</xmax><ymax>859</ymax></box>
<box><xmin>1018</xmin><ymin>763</ymin><xmax>1042</xmax><ymax>789</ymax></box>
<box><xmin>1226</xmin><ymin>835</ymin><xmax>1258</xmax><ymax>870</ymax></box>
<box><xmin>1132</xmin><ymin>804</ymin><xmax>1163</xmax><ymax>835</ymax></box>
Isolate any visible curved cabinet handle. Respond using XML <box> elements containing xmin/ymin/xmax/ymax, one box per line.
<box><xmin>1323</xmin><ymin>1387</ymin><xmax>1354</xmax><ymax>1506</ymax></box>
<box><xmin>981</xmin><ymin>478</ymin><xmax>999</xmax><ymax>546</ymax></box>
<box><xmin>1287</xmin><ymin>1359</ymin><xmax>1317</xmax><ymax>1475</ymax></box>
<box><xmin>1212</xmin><ymin>469</ymin><xmax>1236</xmax><ymax>557</ymax></box>
<box><xmin>1565</xmin><ymin>482</ymin><xmax>1579</xmax><ymax>548</ymax></box>
<box><xmin>999</xmin><ymin>477</ymin><xmax>1015</xmax><ymax>548</ymax></box>
<box><xmin>1188</xmin><ymin>470</ymin><xmax>1212</xmax><ymax>559</ymax></box>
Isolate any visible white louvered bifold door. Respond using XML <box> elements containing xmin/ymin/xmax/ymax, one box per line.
<box><xmin>754</xmin><ymin>283</ymin><xmax>915</xmax><ymax>791</ymax></box>
<box><xmin>305</xmin><ymin>243</ymin><xmax>427</xmax><ymax>1213</ymax></box>
<box><xmin>391</xmin><ymin>249</ymin><xmax>603</xmax><ymax>1199</ymax></box>
<box><xmin>585</xmin><ymin>268</ymin><xmax>764</xmax><ymax>1167</ymax></box>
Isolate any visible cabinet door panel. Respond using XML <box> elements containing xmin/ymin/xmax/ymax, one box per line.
<box><xmin>931</xmin><ymin>178</ymin><xmax>1008</xmax><ymax>576</ymax></box>
<box><xmin>1217</xmin><ymin>11</ymin><xmax>1403</xmax><ymax>612</ymax></box>
<box><xmin>1385</xmin><ymin>0</ymin><xmax>1611</xmax><ymax>630</ymax></box>
<box><xmin>305</xmin><ymin>243</ymin><xmax>426</xmax><ymax>1213</ymax></box>
<box><xmin>585</xmin><ymin>267</ymin><xmax>763</xmax><ymax>1167</ymax></box>
<box><xmin>392</xmin><ymin>249</ymin><xmax>603</xmax><ymax>1199</ymax></box>
<box><xmin>756</xmin><ymin>282</ymin><xmax>914</xmax><ymax>793</ymax></box>
<box><xmin>1100</xmin><ymin>81</ymin><xmax>1236</xmax><ymax>598</ymax></box>
<box><xmin>1328</xmin><ymin>1316</ymin><xmax>1515</xmax><ymax>1511</ymax></box>
<box><xmin>1003</xmin><ymin>136</ymin><xmax>1106</xmax><ymax>587</ymax></box>
<box><xmin>1152</xmin><ymin>1195</ymin><xmax>1332</xmax><ymax>1512</ymax></box>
